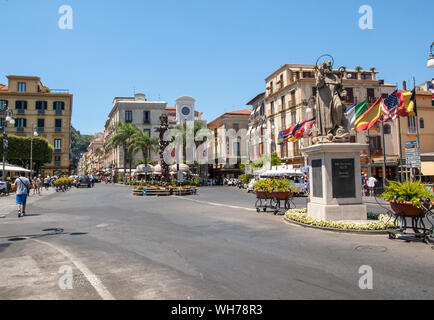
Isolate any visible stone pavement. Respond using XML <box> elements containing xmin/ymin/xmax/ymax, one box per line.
<box><xmin>0</xmin><ymin>188</ymin><xmax>57</xmax><ymax>217</ymax></box>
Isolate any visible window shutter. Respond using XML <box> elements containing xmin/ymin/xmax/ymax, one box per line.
<box><xmin>24</xmin><ymin>119</ymin><xmax>27</xmax><ymax>127</ymax></box>
<box><xmin>15</xmin><ymin>101</ymin><xmax>20</xmax><ymax>109</ymax></box>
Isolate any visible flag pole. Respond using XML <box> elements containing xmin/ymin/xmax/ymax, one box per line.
<box><xmin>413</xmin><ymin>77</ymin><xmax>422</xmax><ymax>181</ymax></box>
<box><xmin>367</xmin><ymin>129</ymin><xmax>372</xmax><ymax>178</ymax></box>
<box><xmin>397</xmin><ymin>116</ymin><xmax>404</xmax><ymax>182</ymax></box>
<box><xmin>381</xmin><ymin>121</ymin><xmax>387</xmax><ymax>189</ymax></box>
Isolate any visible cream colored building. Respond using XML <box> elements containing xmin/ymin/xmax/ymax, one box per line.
<box><xmin>207</xmin><ymin>109</ymin><xmax>251</xmax><ymax>180</ymax></box>
<box><xmin>0</xmin><ymin>75</ymin><xmax>72</xmax><ymax>176</ymax></box>
<box><xmin>104</xmin><ymin>93</ymin><xmax>167</xmax><ymax>173</ymax></box>
<box><xmin>79</xmin><ymin>132</ymin><xmax>104</xmax><ymax>175</ymax></box>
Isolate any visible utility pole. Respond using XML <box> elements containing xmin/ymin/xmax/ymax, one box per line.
<box><xmin>381</xmin><ymin>121</ymin><xmax>387</xmax><ymax>188</ymax></box>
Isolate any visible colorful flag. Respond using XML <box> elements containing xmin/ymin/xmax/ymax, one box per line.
<box><xmin>408</xmin><ymin>89</ymin><xmax>417</xmax><ymax>117</ymax></box>
<box><xmin>396</xmin><ymin>90</ymin><xmax>413</xmax><ymax>117</ymax></box>
<box><xmin>303</xmin><ymin>118</ymin><xmax>317</xmax><ymax>137</ymax></box>
<box><xmin>345</xmin><ymin>101</ymin><xmax>367</xmax><ymax>130</ymax></box>
<box><xmin>382</xmin><ymin>91</ymin><xmax>399</xmax><ymax>122</ymax></box>
<box><xmin>277</xmin><ymin>131</ymin><xmax>285</xmax><ymax>145</ymax></box>
<box><xmin>355</xmin><ymin>98</ymin><xmax>383</xmax><ymax>132</ymax></box>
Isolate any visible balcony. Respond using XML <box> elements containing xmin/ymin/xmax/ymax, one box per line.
<box><xmin>367</xmin><ymin>96</ymin><xmax>378</xmax><ymax>104</ymax></box>
<box><xmin>17</xmin><ymin>108</ymin><xmax>25</xmax><ymax>115</ymax></box>
<box><xmin>16</xmin><ymin>127</ymin><xmax>24</xmax><ymax>133</ymax></box>
<box><xmin>55</xmin><ymin>127</ymin><xmax>62</xmax><ymax>133</ymax></box>
<box><xmin>37</xmin><ymin>127</ymin><xmax>45</xmax><ymax>133</ymax></box>
<box><xmin>143</xmin><ymin>119</ymin><xmax>151</xmax><ymax>125</ymax></box>
<box><xmin>370</xmin><ymin>148</ymin><xmax>383</xmax><ymax>156</ymax></box>
<box><xmin>54</xmin><ymin>149</ymin><xmax>62</xmax><ymax>154</ymax></box>
<box><xmin>37</xmin><ymin>109</ymin><xmax>45</xmax><ymax>115</ymax></box>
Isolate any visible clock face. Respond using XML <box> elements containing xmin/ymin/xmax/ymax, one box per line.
<box><xmin>181</xmin><ymin>106</ymin><xmax>191</xmax><ymax>116</ymax></box>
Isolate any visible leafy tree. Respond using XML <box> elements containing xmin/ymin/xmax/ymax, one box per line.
<box><xmin>104</xmin><ymin>122</ymin><xmax>141</xmax><ymax>182</ymax></box>
<box><xmin>0</xmin><ymin>134</ymin><xmax>53</xmax><ymax>173</ymax></box>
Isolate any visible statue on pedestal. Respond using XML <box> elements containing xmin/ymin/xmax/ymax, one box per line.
<box><xmin>155</xmin><ymin>114</ymin><xmax>171</xmax><ymax>184</ymax></box>
<box><xmin>312</xmin><ymin>61</ymin><xmax>350</xmax><ymax>144</ymax></box>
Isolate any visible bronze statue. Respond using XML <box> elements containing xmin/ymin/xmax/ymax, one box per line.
<box><xmin>312</xmin><ymin>61</ymin><xmax>350</xmax><ymax>143</ymax></box>
<box><xmin>155</xmin><ymin>114</ymin><xmax>171</xmax><ymax>184</ymax></box>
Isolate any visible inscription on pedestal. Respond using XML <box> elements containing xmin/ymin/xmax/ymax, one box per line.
<box><xmin>312</xmin><ymin>159</ymin><xmax>323</xmax><ymax>198</ymax></box>
<box><xmin>332</xmin><ymin>159</ymin><xmax>355</xmax><ymax>198</ymax></box>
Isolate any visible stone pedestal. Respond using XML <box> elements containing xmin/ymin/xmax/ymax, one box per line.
<box><xmin>302</xmin><ymin>143</ymin><xmax>368</xmax><ymax>221</ymax></box>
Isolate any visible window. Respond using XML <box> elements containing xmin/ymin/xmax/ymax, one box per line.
<box><xmin>17</xmin><ymin>82</ymin><xmax>26</xmax><ymax>92</ymax></box>
<box><xmin>420</xmin><ymin>118</ymin><xmax>425</xmax><ymax>129</ymax></box>
<box><xmin>0</xmin><ymin>100</ymin><xmax>8</xmax><ymax>112</ymax></box>
<box><xmin>54</xmin><ymin>156</ymin><xmax>61</xmax><ymax>167</ymax></box>
<box><xmin>143</xmin><ymin>129</ymin><xmax>151</xmax><ymax>136</ymax></box>
<box><xmin>383</xmin><ymin>124</ymin><xmax>391</xmax><ymax>134</ymax></box>
<box><xmin>14</xmin><ymin>118</ymin><xmax>26</xmax><ymax>131</ymax></box>
<box><xmin>281</xmin><ymin>113</ymin><xmax>286</xmax><ymax>130</ymax></box>
<box><xmin>279</xmin><ymin>74</ymin><xmax>284</xmax><ymax>87</ymax></box>
<box><xmin>54</xmin><ymin>101</ymin><xmax>65</xmax><ymax>114</ymax></box>
<box><xmin>36</xmin><ymin>101</ymin><xmax>47</xmax><ymax>114</ymax></box>
<box><xmin>367</xmin><ymin>88</ymin><xmax>375</xmax><ymax>102</ymax></box>
<box><xmin>232</xmin><ymin>140</ymin><xmax>241</xmax><ymax>157</ymax></box>
<box><xmin>269</xmin><ymin>81</ymin><xmax>273</xmax><ymax>93</ymax></box>
<box><xmin>233</xmin><ymin>123</ymin><xmax>239</xmax><ymax>132</ymax></box>
<box><xmin>125</xmin><ymin>111</ymin><xmax>132</xmax><ymax>123</ymax></box>
<box><xmin>143</xmin><ymin>111</ymin><xmax>151</xmax><ymax>124</ymax></box>
<box><xmin>408</xmin><ymin>116</ymin><xmax>417</xmax><ymax>134</ymax></box>
<box><xmin>291</xmin><ymin>111</ymin><xmax>296</xmax><ymax>125</ymax></box>
<box><xmin>281</xmin><ymin>96</ymin><xmax>285</xmax><ymax>110</ymax></box>
<box><xmin>54</xmin><ymin>139</ymin><xmax>62</xmax><ymax>153</ymax></box>
<box><xmin>369</xmin><ymin>136</ymin><xmax>382</xmax><ymax>152</ymax></box>
<box><xmin>37</xmin><ymin>119</ymin><xmax>45</xmax><ymax>132</ymax></box>
<box><xmin>0</xmin><ymin>118</ymin><xmax>5</xmax><ymax>128</ymax></box>
<box><xmin>15</xmin><ymin>101</ymin><xmax>27</xmax><ymax>114</ymax></box>
<box><xmin>55</xmin><ymin>119</ymin><xmax>62</xmax><ymax>132</ymax></box>
<box><xmin>260</xmin><ymin>103</ymin><xmax>265</xmax><ymax>116</ymax></box>
<box><xmin>290</xmin><ymin>91</ymin><xmax>296</xmax><ymax>106</ymax></box>
<box><xmin>312</xmin><ymin>87</ymin><xmax>317</xmax><ymax>97</ymax></box>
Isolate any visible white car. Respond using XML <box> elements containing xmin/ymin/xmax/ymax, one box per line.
<box><xmin>247</xmin><ymin>179</ymin><xmax>256</xmax><ymax>193</ymax></box>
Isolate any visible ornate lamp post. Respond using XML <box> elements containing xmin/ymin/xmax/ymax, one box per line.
<box><xmin>427</xmin><ymin>42</ymin><xmax>434</xmax><ymax>69</ymax></box>
<box><xmin>1</xmin><ymin>100</ymin><xmax>15</xmax><ymax>182</ymax></box>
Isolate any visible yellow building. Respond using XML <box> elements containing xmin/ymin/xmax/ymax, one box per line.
<box><xmin>0</xmin><ymin>75</ymin><xmax>73</xmax><ymax>176</ymax></box>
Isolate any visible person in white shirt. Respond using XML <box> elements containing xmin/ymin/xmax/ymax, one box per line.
<box><xmin>367</xmin><ymin>176</ymin><xmax>377</xmax><ymax>197</ymax></box>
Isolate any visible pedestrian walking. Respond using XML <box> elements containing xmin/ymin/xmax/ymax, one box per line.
<box><xmin>15</xmin><ymin>172</ymin><xmax>31</xmax><ymax>217</ymax></box>
<box><xmin>367</xmin><ymin>176</ymin><xmax>377</xmax><ymax>197</ymax></box>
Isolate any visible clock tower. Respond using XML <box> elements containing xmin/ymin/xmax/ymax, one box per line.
<box><xmin>175</xmin><ymin>96</ymin><xmax>195</xmax><ymax>124</ymax></box>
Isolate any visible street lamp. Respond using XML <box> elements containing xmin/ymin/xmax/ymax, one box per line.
<box><xmin>1</xmin><ymin>100</ymin><xmax>15</xmax><ymax>182</ymax></box>
<box><xmin>427</xmin><ymin>42</ymin><xmax>434</xmax><ymax>69</ymax></box>
<box><xmin>30</xmin><ymin>123</ymin><xmax>39</xmax><ymax>179</ymax></box>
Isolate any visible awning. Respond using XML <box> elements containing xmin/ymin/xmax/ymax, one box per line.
<box><xmin>422</xmin><ymin>162</ymin><xmax>434</xmax><ymax>176</ymax></box>
<box><xmin>0</xmin><ymin>163</ymin><xmax>31</xmax><ymax>173</ymax></box>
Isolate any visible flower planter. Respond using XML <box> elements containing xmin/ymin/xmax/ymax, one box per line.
<box><xmin>389</xmin><ymin>201</ymin><xmax>425</xmax><ymax>217</ymax></box>
<box><xmin>255</xmin><ymin>191</ymin><xmax>272</xmax><ymax>200</ymax></box>
<box><xmin>272</xmin><ymin>191</ymin><xmax>293</xmax><ymax>201</ymax></box>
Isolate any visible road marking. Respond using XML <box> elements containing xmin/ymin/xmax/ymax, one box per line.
<box><xmin>174</xmin><ymin>196</ymin><xmax>256</xmax><ymax>212</ymax></box>
<box><xmin>32</xmin><ymin>239</ymin><xmax>115</xmax><ymax>300</ymax></box>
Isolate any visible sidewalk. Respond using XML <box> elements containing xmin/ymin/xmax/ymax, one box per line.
<box><xmin>0</xmin><ymin>188</ymin><xmax>57</xmax><ymax>217</ymax></box>
<box><xmin>362</xmin><ymin>196</ymin><xmax>389</xmax><ymax>205</ymax></box>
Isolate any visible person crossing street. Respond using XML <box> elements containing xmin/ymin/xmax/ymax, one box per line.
<box><xmin>15</xmin><ymin>172</ymin><xmax>31</xmax><ymax>218</ymax></box>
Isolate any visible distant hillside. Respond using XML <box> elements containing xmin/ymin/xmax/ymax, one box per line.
<box><xmin>71</xmin><ymin>126</ymin><xmax>93</xmax><ymax>171</ymax></box>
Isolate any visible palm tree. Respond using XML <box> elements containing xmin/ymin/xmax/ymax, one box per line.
<box><xmin>355</xmin><ymin>66</ymin><xmax>363</xmax><ymax>72</ymax></box>
<box><xmin>129</xmin><ymin>130</ymin><xmax>159</xmax><ymax>166</ymax></box>
<box><xmin>104</xmin><ymin>122</ymin><xmax>140</xmax><ymax>183</ymax></box>
<box><xmin>370</xmin><ymin>67</ymin><xmax>376</xmax><ymax>72</ymax></box>
<box><xmin>171</xmin><ymin>121</ymin><xmax>206</xmax><ymax>174</ymax></box>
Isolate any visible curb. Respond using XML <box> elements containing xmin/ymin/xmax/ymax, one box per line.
<box><xmin>283</xmin><ymin>217</ymin><xmax>389</xmax><ymax>235</ymax></box>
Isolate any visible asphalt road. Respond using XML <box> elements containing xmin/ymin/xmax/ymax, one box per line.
<box><xmin>0</xmin><ymin>184</ymin><xmax>433</xmax><ymax>300</ymax></box>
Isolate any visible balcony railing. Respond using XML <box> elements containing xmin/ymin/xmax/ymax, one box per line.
<box><xmin>55</xmin><ymin>127</ymin><xmax>62</xmax><ymax>133</ymax></box>
<box><xmin>16</xmin><ymin>127</ymin><xmax>24</xmax><ymax>133</ymax></box>
<box><xmin>54</xmin><ymin>149</ymin><xmax>62</xmax><ymax>154</ymax></box>
<box><xmin>37</xmin><ymin>109</ymin><xmax>45</xmax><ymax>114</ymax></box>
<box><xmin>37</xmin><ymin>127</ymin><xmax>45</xmax><ymax>133</ymax></box>
<box><xmin>408</xmin><ymin>127</ymin><xmax>417</xmax><ymax>134</ymax></box>
<box><xmin>17</xmin><ymin>108</ymin><xmax>25</xmax><ymax>114</ymax></box>
<box><xmin>370</xmin><ymin>148</ymin><xmax>383</xmax><ymax>156</ymax></box>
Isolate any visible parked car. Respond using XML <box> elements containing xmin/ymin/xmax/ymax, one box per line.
<box><xmin>75</xmin><ymin>175</ymin><xmax>91</xmax><ymax>188</ymax></box>
<box><xmin>0</xmin><ymin>179</ymin><xmax>8</xmax><ymax>195</ymax></box>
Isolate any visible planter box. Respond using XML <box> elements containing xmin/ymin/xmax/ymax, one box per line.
<box><xmin>272</xmin><ymin>191</ymin><xmax>293</xmax><ymax>201</ymax></box>
<box><xmin>390</xmin><ymin>201</ymin><xmax>425</xmax><ymax>217</ymax></box>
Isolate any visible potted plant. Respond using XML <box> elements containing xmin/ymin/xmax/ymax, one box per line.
<box><xmin>380</xmin><ymin>180</ymin><xmax>433</xmax><ymax>217</ymax></box>
<box><xmin>272</xmin><ymin>179</ymin><xmax>295</xmax><ymax>200</ymax></box>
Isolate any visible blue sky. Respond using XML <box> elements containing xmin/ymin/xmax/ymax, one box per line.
<box><xmin>1</xmin><ymin>0</ymin><xmax>433</xmax><ymax>134</ymax></box>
